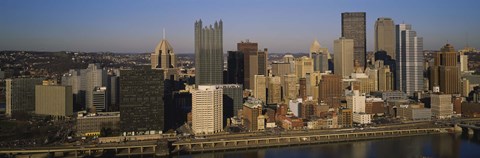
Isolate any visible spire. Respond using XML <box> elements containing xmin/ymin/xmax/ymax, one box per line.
<box><xmin>163</xmin><ymin>28</ymin><xmax>166</xmax><ymax>39</ymax></box>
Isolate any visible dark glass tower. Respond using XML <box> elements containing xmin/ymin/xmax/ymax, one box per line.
<box><xmin>342</xmin><ymin>12</ymin><xmax>366</xmax><ymax>68</ymax></box>
<box><xmin>227</xmin><ymin>51</ymin><xmax>244</xmax><ymax>84</ymax></box>
<box><xmin>195</xmin><ymin>19</ymin><xmax>223</xmax><ymax>85</ymax></box>
<box><xmin>119</xmin><ymin>66</ymin><xmax>164</xmax><ymax>134</ymax></box>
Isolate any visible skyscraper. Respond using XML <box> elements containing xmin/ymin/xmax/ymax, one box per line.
<box><xmin>295</xmin><ymin>56</ymin><xmax>314</xmax><ymax>80</ymax></box>
<box><xmin>318</xmin><ymin>74</ymin><xmax>343</xmax><ymax>108</ymax></box>
<box><xmin>195</xmin><ymin>19</ymin><xmax>223</xmax><ymax>85</ymax></box>
<box><xmin>334</xmin><ymin>37</ymin><xmax>354</xmax><ymax>78</ymax></box>
<box><xmin>253</xmin><ymin>75</ymin><xmax>267</xmax><ymax>103</ymax></box>
<box><xmin>396</xmin><ymin>24</ymin><xmax>424</xmax><ymax>96</ymax></box>
<box><xmin>375</xmin><ymin>17</ymin><xmax>396</xmax><ymax>60</ymax></box>
<box><xmin>310</xmin><ymin>40</ymin><xmax>329</xmax><ymax>72</ymax></box>
<box><xmin>430</xmin><ymin>44</ymin><xmax>460</xmax><ymax>94</ymax></box>
<box><xmin>151</xmin><ymin>33</ymin><xmax>176</xmax><ymax>69</ymax></box>
<box><xmin>83</xmin><ymin>64</ymin><xmax>107</xmax><ymax>111</ymax></box>
<box><xmin>268</xmin><ymin>76</ymin><xmax>282</xmax><ymax>104</ymax></box>
<box><xmin>342</xmin><ymin>12</ymin><xmax>366</xmax><ymax>68</ymax></box>
<box><xmin>227</xmin><ymin>51</ymin><xmax>244</xmax><ymax>84</ymax></box>
<box><xmin>238</xmin><ymin>40</ymin><xmax>258</xmax><ymax>89</ymax></box>
<box><xmin>119</xmin><ymin>66</ymin><xmax>164</xmax><ymax>135</ymax></box>
<box><xmin>192</xmin><ymin>85</ymin><xmax>223</xmax><ymax>134</ymax></box>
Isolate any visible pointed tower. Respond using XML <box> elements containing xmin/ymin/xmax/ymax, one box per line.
<box><xmin>151</xmin><ymin>30</ymin><xmax>176</xmax><ymax>69</ymax></box>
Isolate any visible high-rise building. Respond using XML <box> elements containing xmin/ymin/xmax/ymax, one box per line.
<box><xmin>92</xmin><ymin>87</ymin><xmax>107</xmax><ymax>112</ymax></box>
<box><xmin>62</xmin><ymin>69</ymin><xmax>83</xmax><ymax>110</ymax></box>
<box><xmin>295</xmin><ymin>56</ymin><xmax>314</xmax><ymax>79</ymax></box>
<box><xmin>459</xmin><ymin>54</ymin><xmax>468</xmax><ymax>72</ymax></box>
<box><xmin>376</xmin><ymin>60</ymin><xmax>394</xmax><ymax>91</ymax></box>
<box><xmin>268</xmin><ymin>76</ymin><xmax>282</xmax><ymax>104</ymax></box>
<box><xmin>310</xmin><ymin>40</ymin><xmax>330</xmax><ymax>73</ymax></box>
<box><xmin>151</xmin><ymin>33</ymin><xmax>176</xmax><ymax>69</ymax></box>
<box><xmin>119</xmin><ymin>66</ymin><xmax>164</xmax><ymax>135</ymax></box>
<box><xmin>431</xmin><ymin>94</ymin><xmax>453</xmax><ymax>119</ymax></box>
<box><xmin>299</xmin><ymin>78</ymin><xmax>307</xmax><ymax>100</ymax></box>
<box><xmin>239</xmin><ymin>40</ymin><xmax>258</xmax><ymax>89</ymax></box>
<box><xmin>6</xmin><ymin>78</ymin><xmax>44</xmax><ymax>117</ymax></box>
<box><xmin>83</xmin><ymin>64</ymin><xmax>108</xmax><ymax>111</ymax></box>
<box><xmin>396</xmin><ymin>24</ymin><xmax>424</xmax><ymax>96</ymax></box>
<box><xmin>374</xmin><ymin>51</ymin><xmax>396</xmax><ymax>90</ymax></box>
<box><xmin>253</xmin><ymin>75</ymin><xmax>267</xmax><ymax>103</ymax></box>
<box><xmin>342</xmin><ymin>12</ymin><xmax>366</xmax><ymax>67</ymax></box>
<box><xmin>257</xmin><ymin>49</ymin><xmax>268</xmax><ymax>76</ymax></box>
<box><xmin>192</xmin><ymin>85</ymin><xmax>223</xmax><ymax>134</ymax></box>
<box><xmin>430</xmin><ymin>44</ymin><xmax>461</xmax><ymax>94</ymax></box>
<box><xmin>375</xmin><ymin>17</ymin><xmax>396</xmax><ymax>59</ymax></box>
<box><xmin>242</xmin><ymin>98</ymin><xmax>263</xmax><ymax>131</ymax></box>
<box><xmin>282</xmin><ymin>74</ymin><xmax>298</xmax><ymax>102</ymax></box>
<box><xmin>334</xmin><ymin>37</ymin><xmax>354</xmax><ymax>78</ymax></box>
<box><xmin>210</xmin><ymin>84</ymin><xmax>243</xmax><ymax>122</ymax></box>
<box><xmin>195</xmin><ymin>19</ymin><xmax>223</xmax><ymax>85</ymax></box>
<box><xmin>35</xmin><ymin>84</ymin><xmax>73</xmax><ymax>118</ymax></box>
<box><xmin>318</xmin><ymin>74</ymin><xmax>343</xmax><ymax>108</ymax></box>
<box><xmin>227</xmin><ymin>51</ymin><xmax>244</xmax><ymax>84</ymax></box>
<box><xmin>271</xmin><ymin>62</ymin><xmax>292</xmax><ymax>76</ymax></box>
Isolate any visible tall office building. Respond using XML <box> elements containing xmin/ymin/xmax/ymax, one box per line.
<box><xmin>295</xmin><ymin>56</ymin><xmax>314</xmax><ymax>79</ymax></box>
<box><xmin>299</xmin><ymin>78</ymin><xmax>307</xmax><ymax>100</ymax></box>
<box><xmin>238</xmin><ymin>40</ymin><xmax>258</xmax><ymax>89</ymax></box>
<box><xmin>282</xmin><ymin>74</ymin><xmax>298</xmax><ymax>102</ymax></box>
<box><xmin>211</xmin><ymin>84</ymin><xmax>243</xmax><ymax>121</ymax></box>
<box><xmin>396</xmin><ymin>24</ymin><xmax>424</xmax><ymax>96</ymax></box>
<box><xmin>120</xmin><ymin>66</ymin><xmax>164</xmax><ymax>135</ymax></box>
<box><xmin>268</xmin><ymin>76</ymin><xmax>282</xmax><ymax>104</ymax></box>
<box><xmin>151</xmin><ymin>33</ymin><xmax>176</xmax><ymax>69</ymax></box>
<box><xmin>6</xmin><ymin>78</ymin><xmax>44</xmax><ymax>117</ymax></box>
<box><xmin>342</xmin><ymin>12</ymin><xmax>366</xmax><ymax>67</ymax></box>
<box><xmin>253</xmin><ymin>75</ymin><xmax>267</xmax><ymax>103</ymax></box>
<box><xmin>192</xmin><ymin>85</ymin><xmax>223</xmax><ymax>134</ymax></box>
<box><xmin>318</xmin><ymin>74</ymin><xmax>343</xmax><ymax>108</ymax></box>
<box><xmin>195</xmin><ymin>19</ymin><xmax>223</xmax><ymax>85</ymax></box>
<box><xmin>375</xmin><ymin>17</ymin><xmax>396</xmax><ymax>60</ymax></box>
<box><xmin>430</xmin><ymin>44</ymin><xmax>460</xmax><ymax>94</ymax></box>
<box><xmin>271</xmin><ymin>62</ymin><xmax>292</xmax><ymax>76</ymax></box>
<box><xmin>83</xmin><ymin>64</ymin><xmax>107</xmax><ymax>111</ymax></box>
<box><xmin>92</xmin><ymin>87</ymin><xmax>107</xmax><ymax>112</ymax></box>
<box><xmin>257</xmin><ymin>49</ymin><xmax>268</xmax><ymax>76</ymax></box>
<box><xmin>376</xmin><ymin>60</ymin><xmax>394</xmax><ymax>91</ymax></box>
<box><xmin>310</xmin><ymin>40</ymin><xmax>330</xmax><ymax>72</ymax></box>
<box><xmin>227</xmin><ymin>51</ymin><xmax>244</xmax><ymax>84</ymax></box>
<box><xmin>35</xmin><ymin>84</ymin><xmax>73</xmax><ymax>118</ymax></box>
<box><xmin>334</xmin><ymin>37</ymin><xmax>354</xmax><ymax>78</ymax></box>
<box><xmin>374</xmin><ymin>51</ymin><xmax>397</xmax><ymax>90</ymax></box>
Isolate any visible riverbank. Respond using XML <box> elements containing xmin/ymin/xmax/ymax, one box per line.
<box><xmin>172</xmin><ymin>127</ymin><xmax>453</xmax><ymax>154</ymax></box>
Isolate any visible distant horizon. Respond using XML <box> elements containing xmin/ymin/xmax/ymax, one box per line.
<box><xmin>1</xmin><ymin>0</ymin><xmax>479</xmax><ymax>53</ymax></box>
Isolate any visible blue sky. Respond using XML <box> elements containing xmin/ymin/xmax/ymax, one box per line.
<box><xmin>1</xmin><ymin>0</ymin><xmax>479</xmax><ymax>53</ymax></box>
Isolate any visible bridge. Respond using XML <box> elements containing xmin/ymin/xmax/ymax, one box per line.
<box><xmin>172</xmin><ymin>127</ymin><xmax>450</xmax><ymax>153</ymax></box>
<box><xmin>456</xmin><ymin>123</ymin><xmax>480</xmax><ymax>139</ymax></box>
<box><xmin>0</xmin><ymin>143</ymin><xmax>167</xmax><ymax>158</ymax></box>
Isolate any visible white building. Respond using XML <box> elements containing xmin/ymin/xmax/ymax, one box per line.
<box><xmin>353</xmin><ymin>113</ymin><xmax>371</xmax><ymax>124</ymax></box>
<box><xmin>346</xmin><ymin>90</ymin><xmax>366</xmax><ymax>113</ymax></box>
<box><xmin>192</xmin><ymin>85</ymin><xmax>223</xmax><ymax>134</ymax></box>
<box><xmin>396</xmin><ymin>24</ymin><xmax>424</xmax><ymax>96</ymax></box>
<box><xmin>288</xmin><ymin>99</ymin><xmax>302</xmax><ymax>117</ymax></box>
<box><xmin>431</xmin><ymin>94</ymin><xmax>453</xmax><ymax>119</ymax></box>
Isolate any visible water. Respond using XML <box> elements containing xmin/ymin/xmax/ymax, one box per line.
<box><xmin>172</xmin><ymin>134</ymin><xmax>480</xmax><ymax>158</ymax></box>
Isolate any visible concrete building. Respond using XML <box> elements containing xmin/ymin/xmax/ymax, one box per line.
<box><xmin>195</xmin><ymin>19</ymin><xmax>223</xmax><ymax>85</ymax></box>
<box><xmin>289</xmin><ymin>99</ymin><xmax>302</xmax><ymax>117</ymax></box>
<box><xmin>271</xmin><ymin>62</ymin><xmax>292</xmax><ymax>76</ymax></box>
<box><xmin>339</xmin><ymin>108</ymin><xmax>353</xmax><ymax>128</ymax></box>
<box><xmin>211</xmin><ymin>84</ymin><xmax>243</xmax><ymax>121</ymax></box>
<box><xmin>6</xmin><ymin>78</ymin><xmax>44</xmax><ymax>117</ymax></box>
<box><xmin>192</xmin><ymin>85</ymin><xmax>223</xmax><ymax>134</ymax></box>
<box><xmin>353</xmin><ymin>113</ymin><xmax>371</xmax><ymax>124</ymax></box>
<box><xmin>227</xmin><ymin>51</ymin><xmax>244</xmax><ymax>84</ymax></box>
<box><xmin>242</xmin><ymin>98</ymin><xmax>263</xmax><ymax>131</ymax></box>
<box><xmin>376</xmin><ymin>60</ymin><xmax>394</xmax><ymax>91</ymax></box>
<box><xmin>151</xmin><ymin>33</ymin><xmax>176</xmax><ymax>69</ymax></box>
<box><xmin>282</xmin><ymin>74</ymin><xmax>298</xmax><ymax>102</ymax></box>
<box><xmin>83</xmin><ymin>64</ymin><xmax>108</xmax><ymax>111</ymax></box>
<box><xmin>396</xmin><ymin>24</ymin><xmax>424</xmax><ymax>96</ymax></box>
<box><xmin>431</xmin><ymin>94</ymin><xmax>453</xmax><ymax>119</ymax></box>
<box><xmin>460</xmin><ymin>54</ymin><xmax>468</xmax><ymax>72</ymax></box>
<box><xmin>120</xmin><ymin>66</ymin><xmax>164</xmax><ymax>135</ymax></box>
<box><xmin>374</xmin><ymin>17</ymin><xmax>396</xmax><ymax>60</ymax></box>
<box><xmin>295</xmin><ymin>56</ymin><xmax>314</xmax><ymax>79</ymax></box>
<box><xmin>268</xmin><ymin>76</ymin><xmax>282</xmax><ymax>104</ymax></box>
<box><xmin>347</xmin><ymin>90</ymin><xmax>366</xmax><ymax>113</ymax></box>
<box><xmin>310</xmin><ymin>40</ymin><xmax>330</xmax><ymax>73</ymax></box>
<box><xmin>76</xmin><ymin>112</ymin><xmax>120</xmax><ymax>137</ymax></box>
<box><xmin>334</xmin><ymin>37</ymin><xmax>354</xmax><ymax>78</ymax></box>
<box><xmin>365</xmin><ymin>98</ymin><xmax>384</xmax><ymax>115</ymax></box>
<box><xmin>253</xmin><ymin>75</ymin><xmax>267</xmax><ymax>103</ymax></box>
<box><xmin>35</xmin><ymin>84</ymin><xmax>73</xmax><ymax>118</ymax></box>
<box><xmin>92</xmin><ymin>87</ymin><xmax>107</xmax><ymax>112</ymax></box>
<box><xmin>342</xmin><ymin>12</ymin><xmax>366</xmax><ymax>68</ymax></box>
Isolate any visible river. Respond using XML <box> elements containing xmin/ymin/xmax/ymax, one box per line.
<box><xmin>171</xmin><ymin>134</ymin><xmax>480</xmax><ymax>158</ymax></box>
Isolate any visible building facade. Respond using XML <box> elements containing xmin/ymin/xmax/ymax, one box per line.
<box><xmin>195</xmin><ymin>19</ymin><xmax>224</xmax><ymax>85</ymax></box>
<box><xmin>374</xmin><ymin>17</ymin><xmax>396</xmax><ymax>60</ymax></box>
<box><xmin>192</xmin><ymin>85</ymin><xmax>223</xmax><ymax>134</ymax></box>
<box><xmin>342</xmin><ymin>12</ymin><xmax>366</xmax><ymax>68</ymax></box>
<box><xmin>6</xmin><ymin>78</ymin><xmax>44</xmax><ymax>117</ymax></box>
<box><xmin>35</xmin><ymin>85</ymin><xmax>73</xmax><ymax>118</ymax></box>
<box><xmin>334</xmin><ymin>37</ymin><xmax>354</xmax><ymax>78</ymax></box>
<box><xmin>396</xmin><ymin>24</ymin><xmax>424</xmax><ymax>96</ymax></box>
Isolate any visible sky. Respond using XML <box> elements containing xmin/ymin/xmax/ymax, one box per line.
<box><xmin>1</xmin><ymin>0</ymin><xmax>479</xmax><ymax>54</ymax></box>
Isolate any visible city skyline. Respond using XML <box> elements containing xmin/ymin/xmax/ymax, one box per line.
<box><xmin>1</xmin><ymin>0</ymin><xmax>480</xmax><ymax>53</ymax></box>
